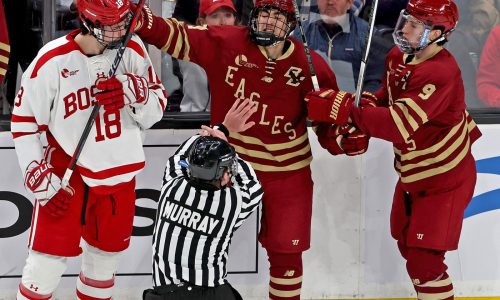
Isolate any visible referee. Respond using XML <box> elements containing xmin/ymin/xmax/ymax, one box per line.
<box><xmin>144</xmin><ymin>100</ymin><xmax>262</xmax><ymax>300</ymax></box>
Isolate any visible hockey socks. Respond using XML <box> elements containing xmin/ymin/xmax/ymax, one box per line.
<box><xmin>414</xmin><ymin>272</ymin><xmax>454</xmax><ymax>300</ymax></box>
<box><xmin>76</xmin><ymin>272</ymin><xmax>114</xmax><ymax>300</ymax></box>
<box><xmin>268</xmin><ymin>252</ymin><xmax>303</xmax><ymax>300</ymax></box>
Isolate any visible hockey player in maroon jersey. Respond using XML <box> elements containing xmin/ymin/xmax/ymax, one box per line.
<box><xmin>11</xmin><ymin>0</ymin><xmax>167</xmax><ymax>299</ymax></box>
<box><xmin>305</xmin><ymin>0</ymin><xmax>482</xmax><ymax>298</ymax></box>
<box><xmin>133</xmin><ymin>0</ymin><xmax>369</xmax><ymax>298</ymax></box>
<box><xmin>0</xmin><ymin>0</ymin><xmax>9</xmax><ymax>85</ymax></box>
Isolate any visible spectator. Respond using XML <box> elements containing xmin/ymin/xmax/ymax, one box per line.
<box><xmin>55</xmin><ymin>0</ymin><xmax>80</xmax><ymax>38</ymax></box>
<box><xmin>163</xmin><ymin>0</ymin><xmax>239</xmax><ymax>112</ymax></box>
<box><xmin>143</xmin><ymin>99</ymin><xmax>263</xmax><ymax>300</ymax></box>
<box><xmin>477</xmin><ymin>25</ymin><xmax>500</xmax><ymax>107</ymax></box>
<box><xmin>458</xmin><ymin>0</ymin><xmax>499</xmax><ymax>50</ymax></box>
<box><xmin>173</xmin><ymin>0</ymin><xmax>253</xmax><ymax>25</ymax></box>
<box><xmin>351</xmin><ymin>0</ymin><xmax>365</xmax><ymax>17</ymax></box>
<box><xmin>297</xmin><ymin>0</ymin><xmax>320</xmax><ymax>22</ymax></box>
<box><xmin>447</xmin><ymin>0</ymin><xmax>499</xmax><ymax>108</ymax></box>
<box><xmin>293</xmin><ymin>0</ymin><xmax>381</xmax><ymax>92</ymax></box>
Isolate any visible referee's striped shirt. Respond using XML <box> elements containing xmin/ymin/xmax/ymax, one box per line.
<box><xmin>152</xmin><ymin>135</ymin><xmax>263</xmax><ymax>287</ymax></box>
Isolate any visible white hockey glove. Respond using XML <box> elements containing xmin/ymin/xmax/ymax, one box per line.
<box><xmin>25</xmin><ymin>161</ymin><xmax>74</xmax><ymax>217</ymax></box>
<box><xmin>95</xmin><ymin>74</ymin><xmax>149</xmax><ymax>111</ymax></box>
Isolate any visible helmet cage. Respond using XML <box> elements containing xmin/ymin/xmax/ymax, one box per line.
<box><xmin>249</xmin><ymin>4</ymin><xmax>296</xmax><ymax>46</ymax></box>
<box><xmin>82</xmin><ymin>14</ymin><xmax>132</xmax><ymax>49</ymax></box>
<box><xmin>79</xmin><ymin>0</ymin><xmax>131</xmax><ymax>49</ymax></box>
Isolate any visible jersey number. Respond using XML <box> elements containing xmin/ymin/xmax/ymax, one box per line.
<box><xmin>418</xmin><ymin>84</ymin><xmax>436</xmax><ymax>100</ymax></box>
<box><xmin>95</xmin><ymin>110</ymin><xmax>122</xmax><ymax>142</ymax></box>
<box><xmin>14</xmin><ymin>87</ymin><xmax>24</xmax><ymax>107</ymax></box>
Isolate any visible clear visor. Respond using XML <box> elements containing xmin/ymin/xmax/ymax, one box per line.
<box><xmin>392</xmin><ymin>10</ymin><xmax>432</xmax><ymax>54</ymax></box>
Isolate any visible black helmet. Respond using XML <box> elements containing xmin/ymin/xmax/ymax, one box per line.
<box><xmin>187</xmin><ymin>136</ymin><xmax>237</xmax><ymax>182</ymax></box>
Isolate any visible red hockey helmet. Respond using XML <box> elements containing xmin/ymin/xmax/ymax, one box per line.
<box><xmin>406</xmin><ymin>0</ymin><xmax>459</xmax><ymax>33</ymax></box>
<box><xmin>249</xmin><ymin>0</ymin><xmax>297</xmax><ymax>46</ymax></box>
<box><xmin>393</xmin><ymin>0</ymin><xmax>458</xmax><ymax>54</ymax></box>
<box><xmin>78</xmin><ymin>0</ymin><xmax>131</xmax><ymax>49</ymax></box>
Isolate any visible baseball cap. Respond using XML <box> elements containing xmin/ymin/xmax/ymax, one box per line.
<box><xmin>199</xmin><ymin>0</ymin><xmax>237</xmax><ymax>16</ymax></box>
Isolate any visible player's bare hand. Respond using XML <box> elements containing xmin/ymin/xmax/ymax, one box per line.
<box><xmin>200</xmin><ymin>125</ymin><xmax>228</xmax><ymax>141</ymax></box>
<box><xmin>223</xmin><ymin>98</ymin><xmax>257</xmax><ymax>133</ymax></box>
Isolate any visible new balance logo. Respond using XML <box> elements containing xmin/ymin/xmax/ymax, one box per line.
<box><xmin>416</xmin><ymin>233</ymin><xmax>424</xmax><ymax>240</ymax></box>
<box><xmin>284</xmin><ymin>270</ymin><xmax>295</xmax><ymax>277</ymax></box>
<box><xmin>292</xmin><ymin>239</ymin><xmax>299</xmax><ymax>246</ymax></box>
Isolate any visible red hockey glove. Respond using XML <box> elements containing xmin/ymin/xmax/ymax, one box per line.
<box><xmin>315</xmin><ymin>123</ymin><xmax>347</xmax><ymax>155</ymax></box>
<box><xmin>131</xmin><ymin>3</ymin><xmax>154</xmax><ymax>33</ymax></box>
<box><xmin>342</xmin><ymin>126</ymin><xmax>369</xmax><ymax>156</ymax></box>
<box><xmin>44</xmin><ymin>187</ymin><xmax>74</xmax><ymax>218</ymax></box>
<box><xmin>359</xmin><ymin>91</ymin><xmax>378</xmax><ymax>108</ymax></box>
<box><xmin>96</xmin><ymin>74</ymin><xmax>149</xmax><ymax>111</ymax></box>
<box><xmin>315</xmin><ymin>123</ymin><xmax>369</xmax><ymax>156</ymax></box>
<box><xmin>25</xmin><ymin>161</ymin><xmax>75</xmax><ymax>218</ymax></box>
<box><xmin>305</xmin><ymin>89</ymin><xmax>354</xmax><ymax>125</ymax></box>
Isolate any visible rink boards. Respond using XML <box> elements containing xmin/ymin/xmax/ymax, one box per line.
<box><xmin>0</xmin><ymin>125</ymin><xmax>499</xmax><ymax>300</ymax></box>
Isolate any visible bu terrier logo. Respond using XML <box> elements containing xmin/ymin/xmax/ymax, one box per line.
<box><xmin>285</xmin><ymin>67</ymin><xmax>305</xmax><ymax>87</ymax></box>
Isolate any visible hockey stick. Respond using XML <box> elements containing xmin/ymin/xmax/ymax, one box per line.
<box><xmin>354</xmin><ymin>0</ymin><xmax>379</xmax><ymax>107</ymax></box>
<box><xmin>61</xmin><ymin>0</ymin><xmax>146</xmax><ymax>188</ymax></box>
<box><xmin>291</xmin><ymin>0</ymin><xmax>320</xmax><ymax>91</ymax></box>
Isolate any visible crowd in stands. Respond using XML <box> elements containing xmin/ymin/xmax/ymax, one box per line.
<box><xmin>0</xmin><ymin>0</ymin><xmax>499</xmax><ymax>115</ymax></box>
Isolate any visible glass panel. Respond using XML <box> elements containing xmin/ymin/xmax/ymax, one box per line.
<box><xmin>55</xmin><ymin>0</ymin><xmax>79</xmax><ymax>38</ymax></box>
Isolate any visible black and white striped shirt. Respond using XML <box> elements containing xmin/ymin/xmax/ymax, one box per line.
<box><xmin>152</xmin><ymin>135</ymin><xmax>263</xmax><ymax>287</ymax></box>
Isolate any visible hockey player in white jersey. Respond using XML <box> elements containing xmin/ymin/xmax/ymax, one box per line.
<box><xmin>11</xmin><ymin>0</ymin><xmax>167</xmax><ymax>299</ymax></box>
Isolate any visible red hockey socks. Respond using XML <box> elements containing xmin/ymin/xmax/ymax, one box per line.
<box><xmin>414</xmin><ymin>272</ymin><xmax>454</xmax><ymax>300</ymax></box>
<box><xmin>268</xmin><ymin>252</ymin><xmax>303</xmax><ymax>300</ymax></box>
<box><xmin>76</xmin><ymin>272</ymin><xmax>114</xmax><ymax>300</ymax></box>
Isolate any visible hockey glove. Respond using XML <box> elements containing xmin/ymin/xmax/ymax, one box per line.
<box><xmin>305</xmin><ymin>89</ymin><xmax>354</xmax><ymax>125</ymax></box>
<box><xmin>96</xmin><ymin>74</ymin><xmax>149</xmax><ymax>111</ymax></box>
<box><xmin>359</xmin><ymin>91</ymin><xmax>378</xmax><ymax>108</ymax></box>
<box><xmin>131</xmin><ymin>3</ymin><xmax>154</xmax><ymax>33</ymax></box>
<box><xmin>342</xmin><ymin>126</ymin><xmax>369</xmax><ymax>156</ymax></box>
<box><xmin>316</xmin><ymin>123</ymin><xmax>369</xmax><ymax>156</ymax></box>
<box><xmin>25</xmin><ymin>161</ymin><xmax>75</xmax><ymax>218</ymax></box>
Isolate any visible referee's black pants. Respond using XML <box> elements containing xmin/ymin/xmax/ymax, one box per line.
<box><xmin>142</xmin><ymin>282</ymin><xmax>243</xmax><ymax>300</ymax></box>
